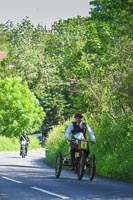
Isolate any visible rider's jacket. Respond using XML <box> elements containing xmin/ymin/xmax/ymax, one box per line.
<box><xmin>20</xmin><ymin>135</ymin><xmax>30</xmax><ymax>144</ymax></box>
<box><xmin>65</xmin><ymin>121</ymin><xmax>95</xmax><ymax>142</ymax></box>
<box><xmin>72</xmin><ymin>122</ymin><xmax>86</xmax><ymax>138</ymax></box>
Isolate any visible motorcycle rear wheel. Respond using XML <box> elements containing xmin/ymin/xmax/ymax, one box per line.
<box><xmin>88</xmin><ymin>154</ymin><xmax>96</xmax><ymax>180</ymax></box>
<box><xmin>55</xmin><ymin>152</ymin><xmax>62</xmax><ymax>178</ymax></box>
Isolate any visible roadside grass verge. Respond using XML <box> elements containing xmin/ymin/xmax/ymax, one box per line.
<box><xmin>0</xmin><ymin>135</ymin><xmax>41</xmax><ymax>151</ymax></box>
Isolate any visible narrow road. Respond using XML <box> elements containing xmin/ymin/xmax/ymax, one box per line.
<box><xmin>0</xmin><ymin>148</ymin><xmax>132</xmax><ymax>200</ymax></box>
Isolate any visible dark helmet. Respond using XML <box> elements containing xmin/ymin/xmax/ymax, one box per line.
<box><xmin>22</xmin><ymin>130</ymin><xmax>27</xmax><ymax>135</ymax></box>
<box><xmin>74</xmin><ymin>113</ymin><xmax>83</xmax><ymax>118</ymax></box>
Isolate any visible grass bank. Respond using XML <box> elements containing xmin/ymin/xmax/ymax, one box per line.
<box><xmin>0</xmin><ymin>135</ymin><xmax>41</xmax><ymax>151</ymax></box>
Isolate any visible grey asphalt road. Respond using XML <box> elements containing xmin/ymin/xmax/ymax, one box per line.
<box><xmin>0</xmin><ymin>148</ymin><xmax>132</xmax><ymax>200</ymax></box>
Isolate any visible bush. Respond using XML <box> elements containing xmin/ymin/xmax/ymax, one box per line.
<box><xmin>45</xmin><ymin>120</ymin><xmax>71</xmax><ymax>167</ymax></box>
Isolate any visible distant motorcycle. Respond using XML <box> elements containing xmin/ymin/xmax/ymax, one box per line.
<box><xmin>20</xmin><ymin>140</ymin><xmax>27</xmax><ymax>158</ymax></box>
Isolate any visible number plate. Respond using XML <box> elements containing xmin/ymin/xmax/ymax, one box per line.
<box><xmin>78</xmin><ymin>141</ymin><xmax>88</xmax><ymax>150</ymax></box>
<box><xmin>75</xmin><ymin>152</ymin><xmax>79</xmax><ymax>157</ymax></box>
<box><xmin>21</xmin><ymin>141</ymin><xmax>26</xmax><ymax>145</ymax></box>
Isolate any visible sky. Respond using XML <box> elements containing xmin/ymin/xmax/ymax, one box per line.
<box><xmin>0</xmin><ymin>0</ymin><xmax>90</xmax><ymax>29</ymax></box>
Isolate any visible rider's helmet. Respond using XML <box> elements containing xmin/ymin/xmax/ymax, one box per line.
<box><xmin>74</xmin><ymin>113</ymin><xmax>83</xmax><ymax>118</ymax></box>
<box><xmin>22</xmin><ymin>130</ymin><xmax>27</xmax><ymax>136</ymax></box>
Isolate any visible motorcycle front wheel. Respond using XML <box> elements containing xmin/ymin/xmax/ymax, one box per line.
<box><xmin>21</xmin><ymin>146</ymin><xmax>25</xmax><ymax>158</ymax></box>
<box><xmin>78</xmin><ymin>151</ymin><xmax>86</xmax><ymax>180</ymax></box>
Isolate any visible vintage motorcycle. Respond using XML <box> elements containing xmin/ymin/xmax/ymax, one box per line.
<box><xmin>55</xmin><ymin>139</ymin><xmax>96</xmax><ymax>180</ymax></box>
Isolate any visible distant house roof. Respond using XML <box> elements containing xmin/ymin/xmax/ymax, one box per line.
<box><xmin>0</xmin><ymin>52</ymin><xmax>8</xmax><ymax>61</ymax></box>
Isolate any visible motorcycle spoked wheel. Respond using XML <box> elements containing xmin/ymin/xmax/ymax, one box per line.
<box><xmin>88</xmin><ymin>154</ymin><xmax>96</xmax><ymax>180</ymax></box>
<box><xmin>55</xmin><ymin>152</ymin><xmax>62</xmax><ymax>178</ymax></box>
<box><xmin>21</xmin><ymin>146</ymin><xmax>26</xmax><ymax>158</ymax></box>
<box><xmin>77</xmin><ymin>151</ymin><xmax>86</xmax><ymax>180</ymax></box>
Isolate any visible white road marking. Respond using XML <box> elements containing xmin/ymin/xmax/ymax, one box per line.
<box><xmin>2</xmin><ymin>176</ymin><xmax>22</xmax><ymax>183</ymax></box>
<box><xmin>31</xmin><ymin>186</ymin><xmax>70</xmax><ymax>199</ymax></box>
<box><xmin>2</xmin><ymin>176</ymin><xmax>69</xmax><ymax>199</ymax></box>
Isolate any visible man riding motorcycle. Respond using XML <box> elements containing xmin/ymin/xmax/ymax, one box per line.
<box><xmin>20</xmin><ymin>130</ymin><xmax>30</xmax><ymax>156</ymax></box>
<box><xmin>65</xmin><ymin>113</ymin><xmax>96</xmax><ymax>171</ymax></box>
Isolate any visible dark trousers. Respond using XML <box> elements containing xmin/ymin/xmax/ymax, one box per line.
<box><xmin>70</xmin><ymin>147</ymin><xmax>89</xmax><ymax>168</ymax></box>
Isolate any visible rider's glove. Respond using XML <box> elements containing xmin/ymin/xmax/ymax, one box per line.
<box><xmin>74</xmin><ymin>139</ymin><xmax>78</xmax><ymax>145</ymax></box>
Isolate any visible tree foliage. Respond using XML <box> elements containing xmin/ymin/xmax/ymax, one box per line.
<box><xmin>0</xmin><ymin>24</ymin><xmax>9</xmax><ymax>51</ymax></box>
<box><xmin>0</xmin><ymin>77</ymin><xmax>45</xmax><ymax>137</ymax></box>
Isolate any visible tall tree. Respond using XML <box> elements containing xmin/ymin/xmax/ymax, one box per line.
<box><xmin>0</xmin><ymin>77</ymin><xmax>45</xmax><ymax>137</ymax></box>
